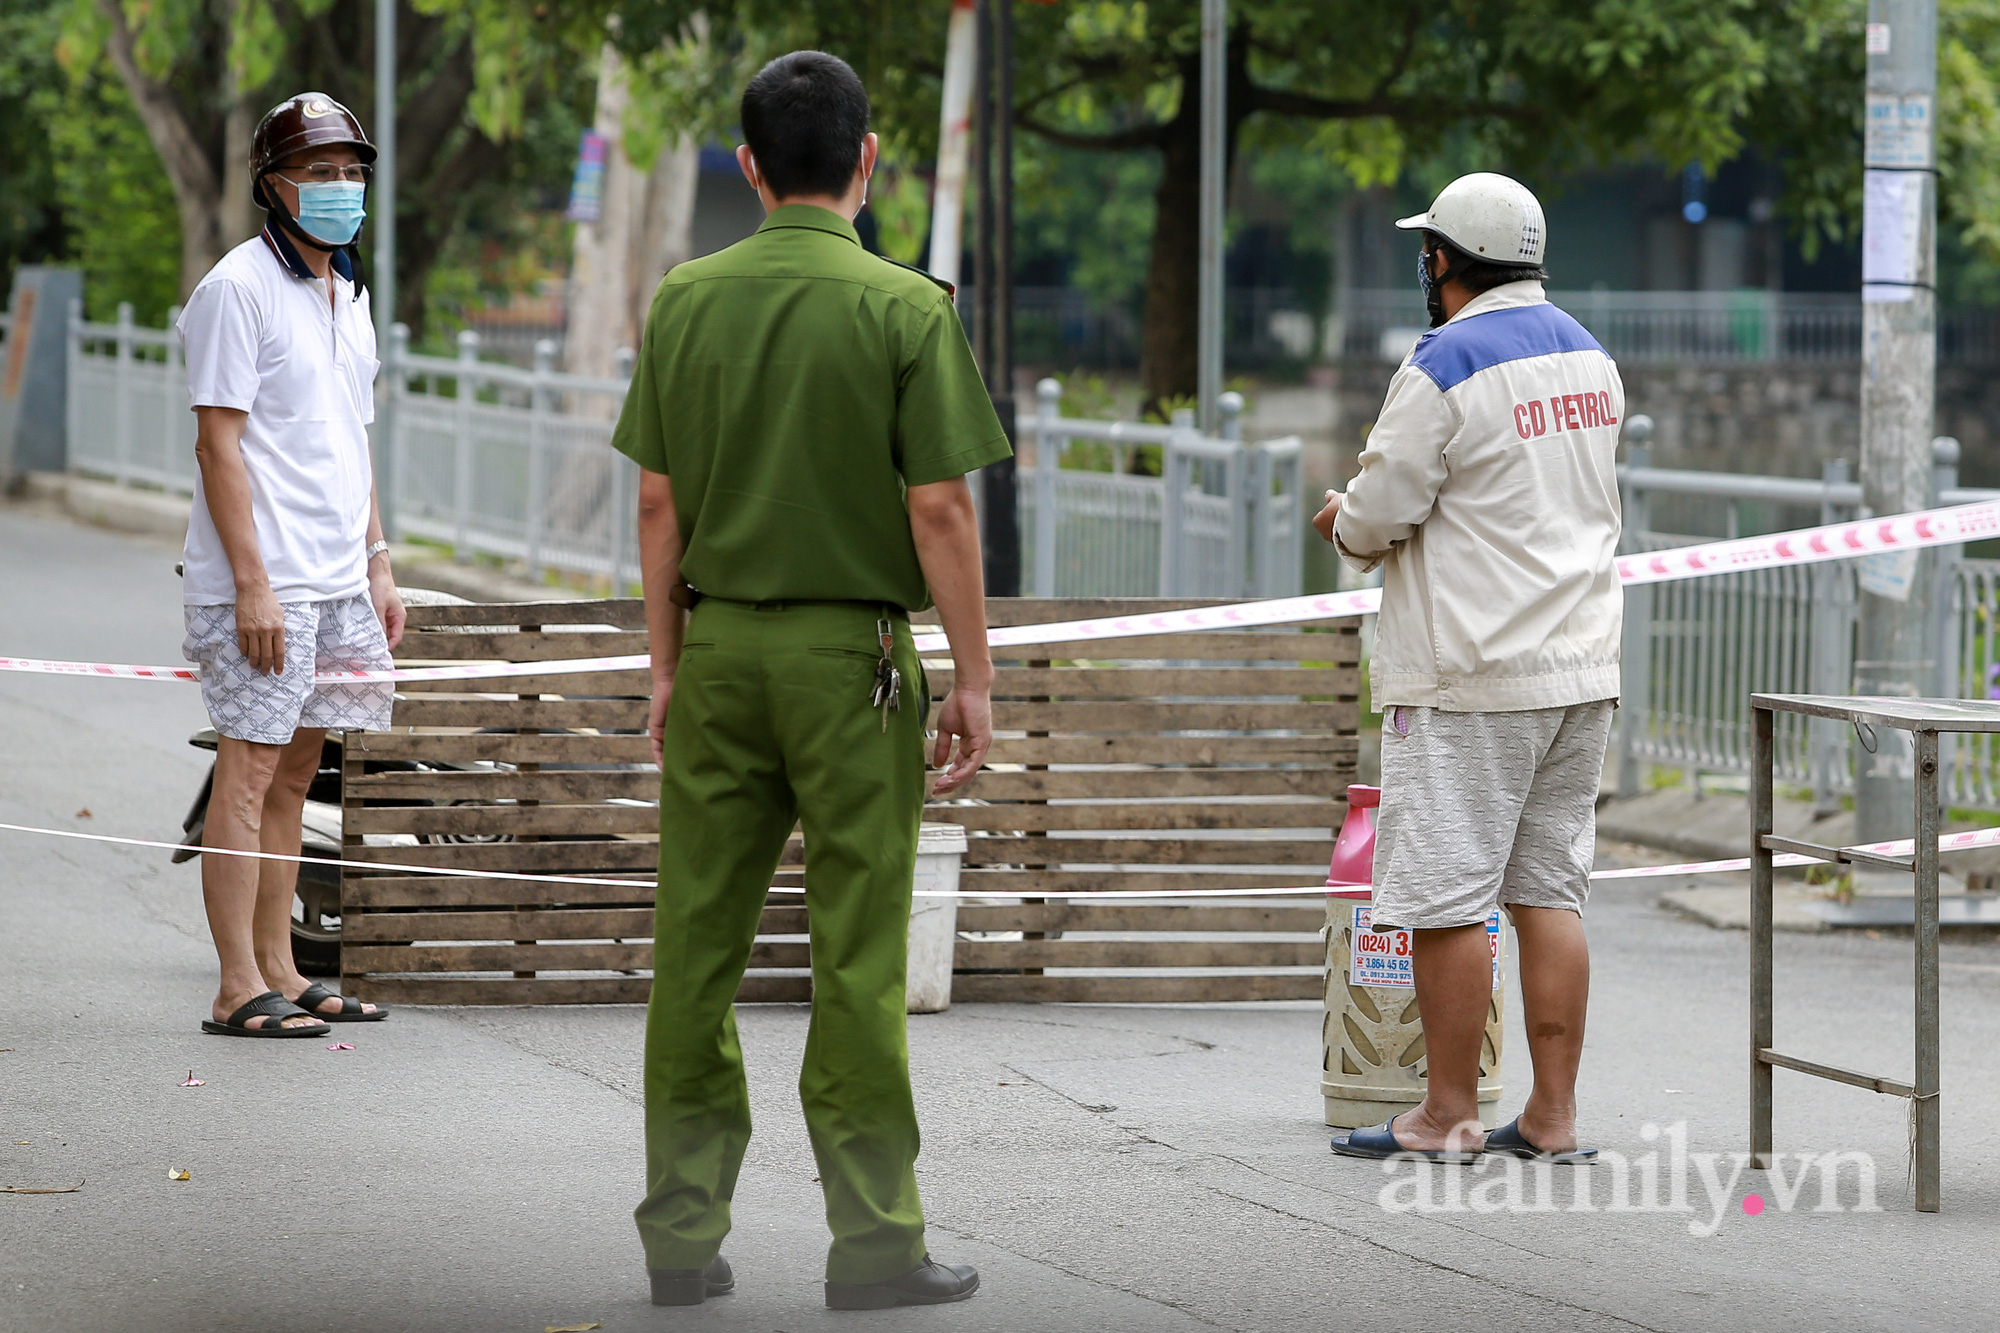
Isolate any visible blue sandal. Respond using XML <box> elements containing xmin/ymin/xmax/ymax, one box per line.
<box><xmin>1482</xmin><ymin>1117</ymin><xmax>1598</xmax><ymax>1165</ymax></box>
<box><xmin>1331</xmin><ymin>1118</ymin><xmax>1481</xmax><ymax>1164</ymax></box>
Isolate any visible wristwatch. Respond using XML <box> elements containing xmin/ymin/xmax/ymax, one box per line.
<box><xmin>365</xmin><ymin>539</ymin><xmax>391</xmax><ymax>563</ymax></box>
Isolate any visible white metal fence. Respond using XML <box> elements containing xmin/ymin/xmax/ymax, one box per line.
<box><xmin>67</xmin><ymin>301</ymin><xmax>199</xmax><ymax>492</ymax></box>
<box><xmin>1615</xmin><ymin>444</ymin><xmax>2000</xmax><ymax>811</ymax></box>
<box><xmin>1021</xmin><ymin>378</ymin><xmax>1302</xmax><ymax>599</ymax></box>
<box><xmin>485</xmin><ymin>286</ymin><xmax>2000</xmax><ymax>372</ymax></box>
<box><xmin>384</xmin><ymin>328</ymin><xmax>641</xmax><ymax>584</ymax></box>
<box><xmin>1335</xmin><ymin>289</ymin><xmax>2000</xmax><ymax>366</ymax></box>
<box><xmin>63</xmin><ymin>305</ymin><xmax>1305</xmax><ymax>600</ymax></box>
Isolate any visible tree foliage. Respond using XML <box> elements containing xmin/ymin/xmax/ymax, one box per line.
<box><xmin>23</xmin><ymin>2</ymin><xmax>2000</xmax><ymax>373</ymax></box>
<box><xmin>40</xmin><ymin>0</ymin><xmax>592</xmax><ymax>333</ymax></box>
<box><xmin>488</xmin><ymin>1</ymin><xmax>1892</xmax><ymax>401</ymax></box>
<box><xmin>49</xmin><ymin>47</ymin><xmax>185</xmax><ymax>322</ymax></box>
<box><xmin>0</xmin><ymin>0</ymin><xmax>71</xmax><ymax>296</ymax></box>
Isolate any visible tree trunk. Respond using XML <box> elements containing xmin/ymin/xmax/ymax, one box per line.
<box><xmin>1138</xmin><ymin>81</ymin><xmax>1200</xmax><ymax>416</ymax></box>
<box><xmin>565</xmin><ymin>44</ymin><xmax>639</xmax><ymax>391</ymax></box>
<box><xmin>220</xmin><ymin>78</ymin><xmax>259</xmax><ymax>251</ymax></box>
<box><xmin>565</xmin><ymin>45</ymin><xmax>702</xmax><ymax>386</ymax></box>
<box><xmin>632</xmin><ymin>134</ymin><xmax>700</xmax><ymax>338</ymax></box>
<box><xmin>1136</xmin><ymin>41</ymin><xmax>1252</xmax><ymax>417</ymax></box>
<box><xmin>97</xmin><ymin>0</ymin><xmax>228</xmax><ymax>299</ymax></box>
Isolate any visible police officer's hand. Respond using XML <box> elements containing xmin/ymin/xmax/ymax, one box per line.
<box><xmin>648</xmin><ymin>676</ymin><xmax>674</xmax><ymax>768</ymax></box>
<box><xmin>1312</xmin><ymin>489</ymin><xmax>1342</xmax><ymax>545</ymax></box>
<box><xmin>237</xmin><ymin>580</ymin><xmax>287</xmax><ymax>675</ymax></box>
<box><xmin>930</xmin><ymin>685</ymin><xmax>992</xmax><ymax>796</ymax></box>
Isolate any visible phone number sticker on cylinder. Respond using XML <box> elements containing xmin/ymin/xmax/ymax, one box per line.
<box><xmin>1351</xmin><ymin>906</ymin><xmax>1501</xmax><ymax>991</ymax></box>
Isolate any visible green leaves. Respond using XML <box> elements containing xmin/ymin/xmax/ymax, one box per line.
<box><xmin>226</xmin><ymin>1</ymin><xmax>279</xmax><ymax>94</ymax></box>
<box><xmin>1940</xmin><ymin>0</ymin><xmax>2000</xmax><ymax>272</ymax></box>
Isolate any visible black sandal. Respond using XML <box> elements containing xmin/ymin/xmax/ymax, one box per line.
<box><xmin>293</xmin><ymin>982</ymin><xmax>388</xmax><ymax>1023</ymax></box>
<box><xmin>201</xmin><ymin>991</ymin><xmax>332</xmax><ymax>1038</ymax></box>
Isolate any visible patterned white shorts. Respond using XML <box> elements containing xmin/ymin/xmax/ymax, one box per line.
<box><xmin>1370</xmin><ymin>701</ymin><xmax>1614</xmax><ymax>930</ymax></box>
<box><xmin>183</xmin><ymin>594</ymin><xmax>393</xmax><ymax>745</ymax></box>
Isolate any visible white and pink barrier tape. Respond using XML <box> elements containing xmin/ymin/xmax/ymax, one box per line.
<box><xmin>1</xmin><ymin>819</ymin><xmax>1996</xmax><ymax>900</ymax></box>
<box><xmin>5</xmin><ymin>498</ymin><xmax>1999</xmax><ymax>685</ymax></box>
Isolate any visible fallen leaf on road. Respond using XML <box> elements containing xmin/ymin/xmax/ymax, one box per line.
<box><xmin>167</xmin><ymin>1169</ymin><xmax>190</xmax><ymax>1182</ymax></box>
<box><xmin>327</xmin><ymin>1043</ymin><xmax>355</xmax><ymax>1052</ymax></box>
<box><xmin>546</xmin><ymin>1324</ymin><xmax>602</xmax><ymax>1332</ymax></box>
<box><xmin>13</xmin><ymin>1142</ymin><xmax>27</xmax><ymax>1146</ymax></box>
<box><xmin>179</xmin><ymin>1072</ymin><xmax>205</xmax><ymax>1087</ymax></box>
<box><xmin>75</xmin><ymin>808</ymin><xmax>92</xmax><ymax>819</ymax></box>
<box><xmin>2</xmin><ymin>1183</ymin><xmax>82</xmax><ymax>1195</ymax></box>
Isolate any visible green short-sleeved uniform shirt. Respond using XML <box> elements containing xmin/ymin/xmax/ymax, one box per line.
<box><xmin>610</xmin><ymin>204</ymin><xmax>1012</xmax><ymax>611</ymax></box>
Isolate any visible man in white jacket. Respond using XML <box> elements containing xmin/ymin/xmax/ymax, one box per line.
<box><xmin>1318</xmin><ymin>174</ymin><xmax>1623</xmax><ymax>1166</ymax></box>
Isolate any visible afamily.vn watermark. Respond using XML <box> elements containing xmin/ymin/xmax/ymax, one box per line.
<box><xmin>1375</xmin><ymin>1122</ymin><xmax>1882</xmax><ymax>1236</ymax></box>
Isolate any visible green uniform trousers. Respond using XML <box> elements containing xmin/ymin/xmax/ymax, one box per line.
<box><xmin>634</xmin><ymin>598</ymin><xmax>931</xmax><ymax>1284</ymax></box>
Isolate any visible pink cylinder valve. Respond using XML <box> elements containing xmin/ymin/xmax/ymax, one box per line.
<box><xmin>1324</xmin><ymin>784</ymin><xmax>1379</xmax><ymax>900</ymax></box>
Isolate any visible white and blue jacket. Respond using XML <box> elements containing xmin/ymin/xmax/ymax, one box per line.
<box><xmin>1334</xmin><ymin>281</ymin><xmax>1624</xmax><ymax>712</ymax></box>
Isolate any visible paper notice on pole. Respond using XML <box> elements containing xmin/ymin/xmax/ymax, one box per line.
<box><xmin>1351</xmin><ymin>907</ymin><xmax>1502</xmax><ymax>992</ymax></box>
<box><xmin>1858</xmin><ymin>547</ymin><xmax>1921</xmax><ymax>601</ymax></box>
<box><xmin>1862</xmin><ymin>170</ymin><xmax>1924</xmax><ymax>304</ymax></box>
<box><xmin>566</xmin><ymin>130</ymin><xmax>607</xmax><ymax>223</ymax></box>
<box><xmin>1865</xmin><ymin>93</ymin><xmax>1932</xmax><ymax>168</ymax></box>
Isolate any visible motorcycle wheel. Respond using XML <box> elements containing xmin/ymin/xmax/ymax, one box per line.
<box><xmin>292</xmin><ymin>857</ymin><xmax>343</xmax><ymax>976</ymax></box>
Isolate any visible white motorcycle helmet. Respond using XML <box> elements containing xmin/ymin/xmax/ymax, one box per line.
<box><xmin>1395</xmin><ymin>172</ymin><xmax>1546</xmax><ymax>267</ymax></box>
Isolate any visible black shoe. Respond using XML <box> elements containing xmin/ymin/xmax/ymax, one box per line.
<box><xmin>825</xmin><ymin>1255</ymin><xmax>980</xmax><ymax>1310</ymax></box>
<box><xmin>648</xmin><ymin>1254</ymin><xmax>734</xmax><ymax>1306</ymax></box>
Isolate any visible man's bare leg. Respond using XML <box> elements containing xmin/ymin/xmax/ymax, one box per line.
<box><xmin>250</xmin><ymin>730</ymin><xmax>381</xmax><ymax>1016</ymax></box>
<box><xmin>1389</xmin><ymin>921</ymin><xmax>1492</xmax><ymax>1152</ymax></box>
<box><xmin>203</xmin><ymin>735</ymin><xmax>318</xmax><ymax>1029</ymax></box>
<box><xmin>1507</xmin><ymin>905</ymin><xmax>1589</xmax><ymax>1152</ymax></box>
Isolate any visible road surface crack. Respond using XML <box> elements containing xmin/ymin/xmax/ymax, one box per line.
<box><xmin>1202</xmin><ymin>1186</ymin><xmax>1672</xmax><ymax>1333</ymax></box>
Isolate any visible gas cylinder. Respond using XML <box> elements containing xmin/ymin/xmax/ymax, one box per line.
<box><xmin>1320</xmin><ymin>784</ymin><xmax>1506</xmax><ymax>1128</ymax></box>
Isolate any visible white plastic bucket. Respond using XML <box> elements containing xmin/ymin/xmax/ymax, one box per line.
<box><xmin>908</xmin><ymin>822</ymin><xmax>967</xmax><ymax>1013</ymax></box>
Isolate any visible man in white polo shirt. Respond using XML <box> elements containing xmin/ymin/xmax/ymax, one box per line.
<box><xmin>178</xmin><ymin>92</ymin><xmax>400</xmax><ymax>1037</ymax></box>
<box><xmin>1316</xmin><ymin>174</ymin><xmax>1623</xmax><ymax>1166</ymax></box>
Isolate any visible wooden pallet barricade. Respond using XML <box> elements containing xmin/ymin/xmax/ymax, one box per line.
<box><xmin>340</xmin><ymin>597</ymin><xmax>1358</xmax><ymax>1005</ymax></box>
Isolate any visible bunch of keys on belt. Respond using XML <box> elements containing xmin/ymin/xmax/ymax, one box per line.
<box><xmin>869</xmin><ymin>616</ymin><xmax>901</xmax><ymax>730</ymax></box>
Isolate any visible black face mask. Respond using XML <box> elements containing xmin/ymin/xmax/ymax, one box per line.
<box><xmin>1417</xmin><ymin>245</ymin><xmax>1459</xmax><ymax>328</ymax></box>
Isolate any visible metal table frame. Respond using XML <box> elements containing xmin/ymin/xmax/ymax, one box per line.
<box><xmin>1749</xmin><ymin>693</ymin><xmax>2000</xmax><ymax>1212</ymax></box>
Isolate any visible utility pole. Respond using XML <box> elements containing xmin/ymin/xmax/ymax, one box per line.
<box><xmin>1196</xmin><ymin>0</ymin><xmax>1226</xmax><ymax>435</ymax></box>
<box><xmin>1854</xmin><ymin>0</ymin><xmax>1938</xmax><ymax>842</ymax></box>
<box><xmin>373</xmin><ymin>0</ymin><xmax>399</xmax><ymax>539</ymax></box>
<box><xmin>971</xmin><ymin>0</ymin><xmax>1020</xmax><ymax>595</ymax></box>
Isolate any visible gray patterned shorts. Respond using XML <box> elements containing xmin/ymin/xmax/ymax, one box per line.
<box><xmin>1370</xmin><ymin>701</ymin><xmax>1614</xmax><ymax>930</ymax></box>
<box><xmin>183</xmin><ymin>594</ymin><xmax>393</xmax><ymax>745</ymax></box>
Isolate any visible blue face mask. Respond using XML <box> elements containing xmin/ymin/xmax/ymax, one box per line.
<box><xmin>294</xmin><ymin>180</ymin><xmax>366</xmax><ymax>246</ymax></box>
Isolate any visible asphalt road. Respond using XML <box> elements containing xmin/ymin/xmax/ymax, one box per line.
<box><xmin>6</xmin><ymin>501</ymin><xmax>2000</xmax><ymax>1333</ymax></box>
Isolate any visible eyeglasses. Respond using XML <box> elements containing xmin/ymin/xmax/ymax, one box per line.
<box><xmin>274</xmin><ymin>162</ymin><xmax>373</xmax><ymax>185</ymax></box>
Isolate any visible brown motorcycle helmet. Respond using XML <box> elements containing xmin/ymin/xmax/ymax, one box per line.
<box><xmin>249</xmin><ymin>92</ymin><xmax>374</xmax><ymax>214</ymax></box>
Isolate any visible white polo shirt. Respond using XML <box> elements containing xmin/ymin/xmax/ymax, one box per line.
<box><xmin>178</xmin><ymin>224</ymin><xmax>378</xmax><ymax>606</ymax></box>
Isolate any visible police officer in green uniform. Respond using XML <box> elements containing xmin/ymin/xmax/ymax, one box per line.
<box><xmin>610</xmin><ymin>51</ymin><xmax>1010</xmax><ymax>1312</ymax></box>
